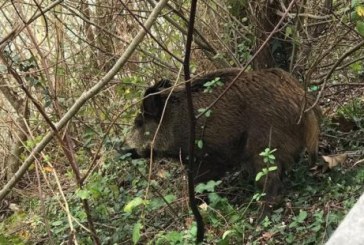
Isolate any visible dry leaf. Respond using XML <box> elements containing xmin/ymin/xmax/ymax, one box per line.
<box><xmin>199</xmin><ymin>202</ymin><xmax>208</xmax><ymax>211</ymax></box>
<box><xmin>43</xmin><ymin>166</ymin><xmax>54</xmax><ymax>173</ymax></box>
<box><xmin>322</xmin><ymin>153</ymin><xmax>348</xmax><ymax>171</ymax></box>
<box><xmin>353</xmin><ymin>158</ymin><xmax>364</xmax><ymax>167</ymax></box>
<box><xmin>9</xmin><ymin>203</ymin><xmax>20</xmax><ymax>212</ymax></box>
<box><xmin>262</xmin><ymin>231</ymin><xmax>274</xmax><ymax>240</ymax></box>
<box><xmin>156</xmin><ymin>169</ymin><xmax>168</xmax><ymax>179</ymax></box>
<box><xmin>185</xmin><ymin>217</ymin><xmax>193</xmax><ymax>227</ymax></box>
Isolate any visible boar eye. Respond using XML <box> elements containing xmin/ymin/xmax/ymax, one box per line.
<box><xmin>134</xmin><ymin>115</ymin><xmax>144</xmax><ymax>128</ymax></box>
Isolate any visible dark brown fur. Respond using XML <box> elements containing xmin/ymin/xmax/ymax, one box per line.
<box><xmin>128</xmin><ymin>68</ymin><xmax>320</xmax><ymax>205</ymax></box>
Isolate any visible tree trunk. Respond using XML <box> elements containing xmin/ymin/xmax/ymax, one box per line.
<box><xmin>251</xmin><ymin>0</ymin><xmax>292</xmax><ymax>70</ymax></box>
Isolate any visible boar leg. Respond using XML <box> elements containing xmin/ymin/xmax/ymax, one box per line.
<box><xmin>193</xmin><ymin>154</ymin><xmax>228</xmax><ymax>183</ymax></box>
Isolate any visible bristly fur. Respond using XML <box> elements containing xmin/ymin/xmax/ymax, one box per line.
<box><xmin>128</xmin><ymin>68</ymin><xmax>321</xmax><ymax>207</ymax></box>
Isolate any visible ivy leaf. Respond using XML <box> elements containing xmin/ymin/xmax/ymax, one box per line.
<box><xmin>195</xmin><ymin>180</ymin><xmax>222</xmax><ymax>193</ymax></box>
<box><xmin>356</xmin><ymin>21</ymin><xmax>364</xmax><ymax>37</ymax></box>
<box><xmin>76</xmin><ymin>189</ymin><xmax>90</xmax><ymax>200</ymax></box>
<box><xmin>163</xmin><ymin>231</ymin><xmax>183</xmax><ymax>243</ymax></box>
<box><xmin>132</xmin><ymin>222</ymin><xmax>143</xmax><ymax>244</ymax></box>
<box><xmin>356</xmin><ymin>5</ymin><xmax>364</xmax><ymax>17</ymax></box>
<box><xmin>124</xmin><ymin>197</ymin><xmax>144</xmax><ymax>213</ymax></box>
<box><xmin>164</xmin><ymin>194</ymin><xmax>176</xmax><ymax>204</ymax></box>
<box><xmin>297</xmin><ymin>210</ymin><xmax>308</xmax><ymax>223</ymax></box>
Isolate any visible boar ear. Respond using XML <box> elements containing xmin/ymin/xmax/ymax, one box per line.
<box><xmin>142</xmin><ymin>80</ymin><xmax>171</xmax><ymax>120</ymax></box>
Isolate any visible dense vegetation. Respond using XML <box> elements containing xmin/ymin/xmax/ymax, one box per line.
<box><xmin>0</xmin><ymin>0</ymin><xmax>363</xmax><ymax>244</ymax></box>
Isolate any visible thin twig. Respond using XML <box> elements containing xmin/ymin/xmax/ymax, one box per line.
<box><xmin>305</xmin><ymin>39</ymin><xmax>364</xmax><ymax>112</ymax></box>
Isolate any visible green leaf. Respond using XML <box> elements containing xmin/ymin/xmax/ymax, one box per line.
<box><xmin>289</xmin><ymin>221</ymin><xmax>298</xmax><ymax>228</ymax></box>
<box><xmin>350</xmin><ymin>62</ymin><xmax>363</xmax><ymax>73</ymax></box>
<box><xmin>268</xmin><ymin>155</ymin><xmax>276</xmax><ymax>160</ymax></box>
<box><xmin>124</xmin><ymin>197</ymin><xmax>144</xmax><ymax>213</ymax></box>
<box><xmin>285</xmin><ymin>26</ymin><xmax>293</xmax><ymax>37</ymax></box>
<box><xmin>252</xmin><ymin>192</ymin><xmax>265</xmax><ymax>201</ymax></box>
<box><xmin>195</xmin><ymin>180</ymin><xmax>222</xmax><ymax>193</ymax></box>
<box><xmin>208</xmin><ymin>192</ymin><xmax>223</xmax><ymax>204</ymax></box>
<box><xmin>52</xmin><ymin>220</ymin><xmax>63</xmax><ymax>226</ymax></box>
<box><xmin>164</xmin><ymin>194</ymin><xmax>176</xmax><ymax>204</ymax></box>
<box><xmin>196</xmin><ymin>140</ymin><xmax>204</xmax><ymax>149</ymax></box>
<box><xmin>255</xmin><ymin>172</ymin><xmax>264</xmax><ymax>182</ymax></box>
<box><xmin>356</xmin><ymin>21</ymin><xmax>364</xmax><ymax>37</ymax></box>
<box><xmin>297</xmin><ymin>210</ymin><xmax>308</xmax><ymax>223</ymax></box>
<box><xmin>309</xmin><ymin>85</ymin><xmax>319</xmax><ymax>92</ymax></box>
<box><xmin>268</xmin><ymin>166</ymin><xmax>278</xmax><ymax>171</ymax></box>
<box><xmin>132</xmin><ymin>222</ymin><xmax>143</xmax><ymax>244</ymax></box>
<box><xmin>164</xmin><ymin>231</ymin><xmax>183</xmax><ymax>243</ymax></box>
<box><xmin>356</xmin><ymin>5</ymin><xmax>364</xmax><ymax>16</ymax></box>
<box><xmin>311</xmin><ymin>224</ymin><xmax>322</xmax><ymax>232</ymax></box>
<box><xmin>198</xmin><ymin>108</ymin><xmax>212</xmax><ymax>117</ymax></box>
<box><xmin>222</xmin><ymin>230</ymin><xmax>234</xmax><ymax>239</ymax></box>
<box><xmin>76</xmin><ymin>189</ymin><xmax>90</xmax><ymax>200</ymax></box>
<box><xmin>205</xmin><ymin>109</ymin><xmax>212</xmax><ymax>117</ymax></box>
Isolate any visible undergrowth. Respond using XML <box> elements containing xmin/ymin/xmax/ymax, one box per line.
<box><xmin>1</xmin><ymin>146</ymin><xmax>363</xmax><ymax>244</ymax></box>
<box><xmin>1</xmin><ymin>98</ymin><xmax>363</xmax><ymax>244</ymax></box>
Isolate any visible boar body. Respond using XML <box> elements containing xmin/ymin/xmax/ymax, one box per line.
<box><xmin>129</xmin><ymin>68</ymin><xmax>320</xmax><ymax>203</ymax></box>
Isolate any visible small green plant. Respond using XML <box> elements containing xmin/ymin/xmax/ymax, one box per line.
<box><xmin>195</xmin><ymin>180</ymin><xmax>222</xmax><ymax>193</ymax></box>
<box><xmin>351</xmin><ymin>1</ymin><xmax>364</xmax><ymax>36</ymax></box>
<box><xmin>252</xmin><ymin>192</ymin><xmax>266</xmax><ymax>202</ymax></box>
<box><xmin>349</xmin><ymin>61</ymin><xmax>364</xmax><ymax>75</ymax></box>
<box><xmin>197</xmin><ymin>107</ymin><xmax>212</xmax><ymax>117</ymax></box>
<box><xmin>259</xmin><ymin>147</ymin><xmax>277</xmax><ymax>164</ymax></box>
<box><xmin>195</xmin><ymin>139</ymin><xmax>204</xmax><ymax>149</ymax></box>
<box><xmin>289</xmin><ymin>210</ymin><xmax>308</xmax><ymax>229</ymax></box>
<box><xmin>203</xmin><ymin>77</ymin><xmax>223</xmax><ymax>93</ymax></box>
<box><xmin>237</xmin><ymin>42</ymin><xmax>252</xmax><ymax>62</ymax></box>
<box><xmin>255</xmin><ymin>148</ymin><xmax>278</xmax><ymax>182</ymax></box>
<box><xmin>337</xmin><ymin>98</ymin><xmax>364</xmax><ymax>127</ymax></box>
<box><xmin>195</xmin><ymin>180</ymin><xmax>224</xmax><ymax>206</ymax></box>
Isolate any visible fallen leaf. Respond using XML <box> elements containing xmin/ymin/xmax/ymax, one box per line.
<box><xmin>262</xmin><ymin>231</ymin><xmax>274</xmax><ymax>240</ymax></box>
<box><xmin>322</xmin><ymin>153</ymin><xmax>348</xmax><ymax>171</ymax></box>
<box><xmin>156</xmin><ymin>169</ymin><xmax>168</xmax><ymax>179</ymax></box>
<box><xmin>9</xmin><ymin>203</ymin><xmax>20</xmax><ymax>212</ymax></box>
<box><xmin>199</xmin><ymin>202</ymin><xmax>208</xmax><ymax>211</ymax></box>
<box><xmin>185</xmin><ymin>217</ymin><xmax>193</xmax><ymax>227</ymax></box>
<box><xmin>43</xmin><ymin>166</ymin><xmax>54</xmax><ymax>173</ymax></box>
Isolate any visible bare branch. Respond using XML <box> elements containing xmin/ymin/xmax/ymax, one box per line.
<box><xmin>0</xmin><ymin>0</ymin><xmax>169</xmax><ymax>202</ymax></box>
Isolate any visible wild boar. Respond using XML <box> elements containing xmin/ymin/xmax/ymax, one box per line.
<box><xmin>128</xmin><ymin>68</ymin><xmax>320</xmax><ymax>205</ymax></box>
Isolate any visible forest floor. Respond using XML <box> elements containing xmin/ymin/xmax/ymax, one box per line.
<box><xmin>0</xmin><ymin>84</ymin><xmax>363</xmax><ymax>244</ymax></box>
